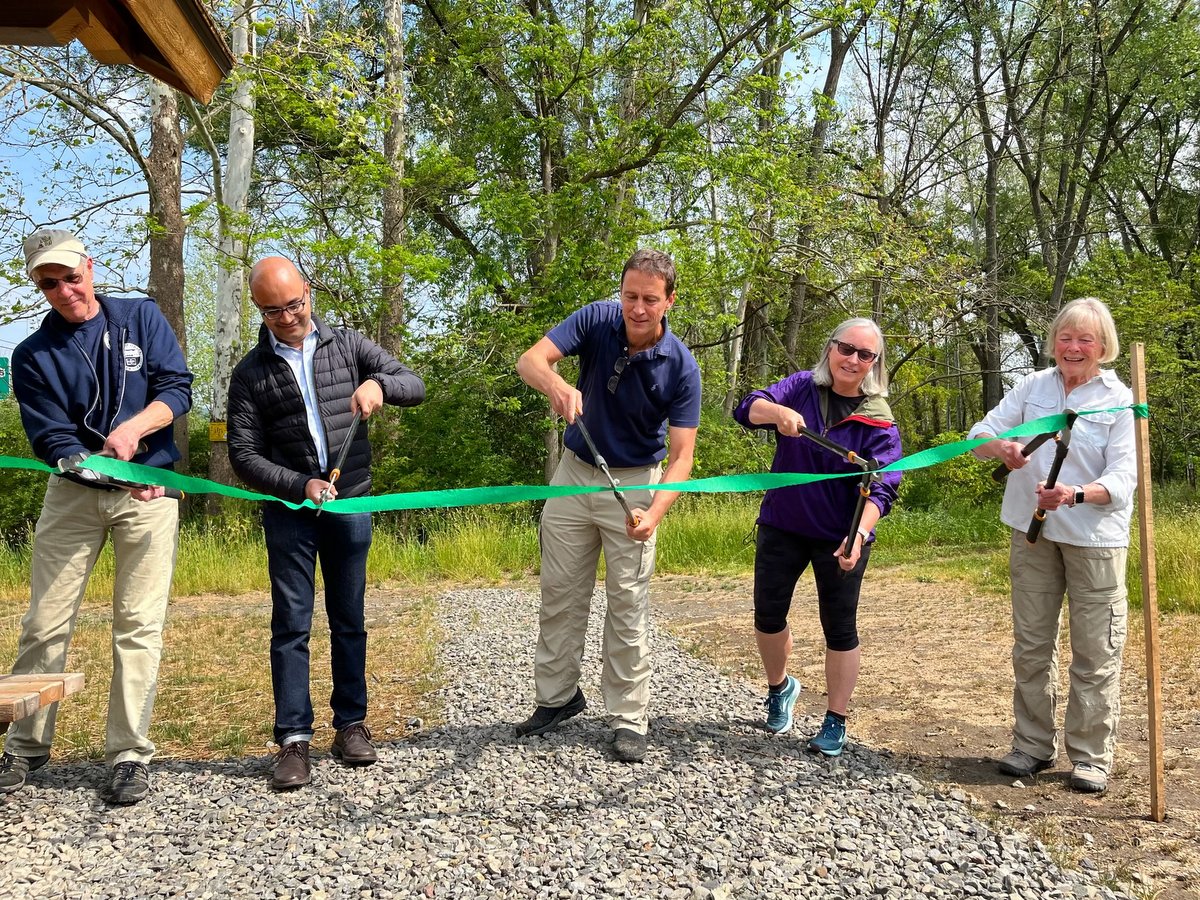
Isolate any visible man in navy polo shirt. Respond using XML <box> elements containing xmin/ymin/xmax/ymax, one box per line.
<box><xmin>515</xmin><ymin>249</ymin><xmax>701</xmax><ymax>762</ymax></box>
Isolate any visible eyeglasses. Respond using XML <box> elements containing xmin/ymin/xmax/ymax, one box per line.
<box><xmin>607</xmin><ymin>356</ymin><xmax>628</xmax><ymax>394</ymax></box>
<box><xmin>257</xmin><ymin>295</ymin><xmax>307</xmax><ymax>321</ymax></box>
<box><xmin>35</xmin><ymin>272</ymin><xmax>85</xmax><ymax>292</ymax></box>
<box><xmin>831</xmin><ymin>340</ymin><xmax>878</xmax><ymax>363</ymax></box>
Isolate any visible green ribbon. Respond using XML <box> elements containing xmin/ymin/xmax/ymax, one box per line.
<box><xmin>2</xmin><ymin>404</ymin><xmax>1145</xmax><ymax>513</ymax></box>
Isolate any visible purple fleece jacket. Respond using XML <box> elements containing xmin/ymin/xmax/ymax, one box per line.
<box><xmin>733</xmin><ymin>370</ymin><xmax>902</xmax><ymax>543</ymax></box>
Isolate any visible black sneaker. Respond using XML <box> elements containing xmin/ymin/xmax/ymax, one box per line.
<box><xmin>0</xmin><ymin>752</ymin><xmax>50</xmax><ymax>793</ymax></box>
<box><xmin>514</xmin><ymin>688</ymin><xmax>587</xmax><ymax>737</ymax></box>
<box><xmin>612</xmin><ymin>728</ymin><xmax>647</xmax><ymax>763</ymax></box>
<box><xmin>106</xmin><ymin>761</ymin><xmax>150</xmax><ymax>805</ymax></box>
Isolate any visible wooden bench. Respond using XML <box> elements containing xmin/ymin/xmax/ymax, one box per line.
<box><xmin>0</xmin><ymin>674</ymin><xmax>85</xmax><ymax>732</ymax></box>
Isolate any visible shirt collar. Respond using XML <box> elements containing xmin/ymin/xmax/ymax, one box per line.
<box><xmin>267</xmin><ymin>321</ymin><xmax>317</xmax><ymax>353</ymax></box>
<box><xmin>612</xmin><ymin>310</ymin><xmax>675</xmax><ymax>357</ymax></box>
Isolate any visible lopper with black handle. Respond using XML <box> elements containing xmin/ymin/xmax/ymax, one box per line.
<box><xmin>1025</xmin><ymin>410</ymin><xmax>1077</xmax><ymax>544</ymax></box>
<box><xmin>573</xmin><ymin>417</ymin><xmax>641</xmax><ymax>527</ymax></box>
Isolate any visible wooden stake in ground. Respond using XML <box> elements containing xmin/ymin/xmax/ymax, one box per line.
<box><xmin>1131</xmin><ymin>342</ymin><xmax>1165</xmax><ymax>822</ymax></box>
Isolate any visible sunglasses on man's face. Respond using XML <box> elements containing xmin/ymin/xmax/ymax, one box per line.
<box><xmin>35</xmin><ymin>272</ymin><xmax>85</xmax><ymax>292</ymax></box>
<box><xmin>830</xmin><ymin>340</ymin><xmax>878</xmax><ymax>363</ymax></box>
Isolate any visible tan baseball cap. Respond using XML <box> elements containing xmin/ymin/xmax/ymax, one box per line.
<box><xmin>23</xmin><ymin>228</ymin><xmax>88</xmax><ymax>276</ymax></box>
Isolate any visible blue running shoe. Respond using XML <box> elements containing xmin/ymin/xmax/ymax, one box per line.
<box><xmin>808</xmin><ymin>711</ymin><xmax>848</xmax><ymax>757</ymax></box>
<box><xmin>763</xmin><ymin>675</ymin><xmax>800</xmax><ymax>734</ymax></box>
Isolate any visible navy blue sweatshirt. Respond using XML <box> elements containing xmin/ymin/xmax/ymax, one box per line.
<box><xmin>12</xmin><ymin>294</ymin><xmax>193</xmax><ymax>469</ymax></box>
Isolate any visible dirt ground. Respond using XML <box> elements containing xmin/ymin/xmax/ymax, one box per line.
<box><xmin>652</xmin><ymin>568</ymin><xmax>1200</xmax><ymax>900</ymax></box>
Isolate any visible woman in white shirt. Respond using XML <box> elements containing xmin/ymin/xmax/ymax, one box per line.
<box><xmin>969</xmin><ymin>297</ymin><xmax>1137</xmax><ymax>795</ymax></box>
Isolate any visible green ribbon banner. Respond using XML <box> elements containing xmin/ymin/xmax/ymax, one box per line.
<box><xmin>2</xmin><ymin>404</ymin><xmax>1146</xmax><ymax>514</ymax></box>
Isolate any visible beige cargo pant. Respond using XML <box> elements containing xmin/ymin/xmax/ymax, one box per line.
<box><xmin>1008</xmin><ymin>530</ymin><xmax>1128</xmax><ymax>772</ymax></box>
<box><xmin>5</xmin><ymin>476</ymin><xmax>179</xmax><ymax>766</ymax></box>
<box><xmin>535</xmin><ymin>450</ymin><xmax>661</xmax><ymax>735</ymax></box>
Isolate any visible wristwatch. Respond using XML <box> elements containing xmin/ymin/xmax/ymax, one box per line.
<box><xmin>1073</xmin><ymin>486</ymin><xmax>1086</xmax><ymax>507</ymax></box>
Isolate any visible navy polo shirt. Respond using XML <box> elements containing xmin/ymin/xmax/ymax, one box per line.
<box><xmin>547</xmin><ymin>300</ymin><xmax>701</xmax><ymax>467</ymax></box>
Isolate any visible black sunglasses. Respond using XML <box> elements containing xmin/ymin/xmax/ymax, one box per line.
<box><xmin>830</xmin><ymin>340</ymin><xmax>878</xmax><ymax>363</ymax></box>
<box><xmin>36</xmin><ymin>272</ymin><xmax>85</xmax><ymax>292</ymax></box>
<box><xmin>607</xmin><ymin>356</ymin><xmax>628</xmax><ymax>394</ymax></box>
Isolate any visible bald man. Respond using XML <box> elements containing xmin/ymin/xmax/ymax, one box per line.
<box><xmin>227</xmin><ymin>257</ymin><xmax>425</xmax><ymax>790</ymax></box>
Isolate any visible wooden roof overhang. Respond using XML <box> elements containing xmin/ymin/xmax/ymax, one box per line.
<box><xmin>0</xmin><ymin>0</ymin><xmax>234</xmax><ymax>104</ymax></box>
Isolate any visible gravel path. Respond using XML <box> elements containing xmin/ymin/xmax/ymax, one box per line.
<box><xmin>1</xmin><ymin>588</ymin><xmax>1131</xmax><ymax>899</ymax></box>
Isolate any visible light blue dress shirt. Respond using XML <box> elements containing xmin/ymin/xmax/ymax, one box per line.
<box><xmin>268</xmin><ymin>325</ymin><xmax>329</xmax><ymax>470</ymax></box>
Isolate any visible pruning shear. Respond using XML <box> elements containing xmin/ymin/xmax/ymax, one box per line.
<box><xmin>1024</xmin><ymin>410</ymin><xmax>1077</xmax><ymax>544</ymax></box>
<box><xmin>56</xmin><ymin>450</ymin><xmax>185</xmax><ymax>500</ymax></box>
<box><xmin>316</xmin><ymin>410</ymin><xmax>361</xmax><ymax>516</ymax></box>
<box><xmin>990</xmin><ymin>431</ymin><xmax>1057</xmax><ymax>482</ymax></box>
<box><xmin>574</xmin><ymin>417</ymin><xmax>641</xmax><ymax>528</ymax></box>
<box><xmin>797</xmin><ymin>426</ymin><xmax>881</xmax><ymax>569</ymax></box>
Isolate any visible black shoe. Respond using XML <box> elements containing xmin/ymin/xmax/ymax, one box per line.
<box><xmin>271</xmin><ymin>741</ymin><xmax>311</xmax><ymax>790</ymax></box>
<box><xmin>106</xmin><ymin>761</ymin><xmax>150</xmax><ymax>805</ymax></box>
<box><xmin>0</xmin><ymin>752</ymin><xmax>50</xmax><ymax>793</ymax></box>
<box><xmin>612</xmin><ymin>728</ymin><xmax>647</xmax><ymax>763</ymax></box>
<box><xmin>514</xmin><ymin>688</ymin><xmax>587</xmax><ymax>737</ymax></box>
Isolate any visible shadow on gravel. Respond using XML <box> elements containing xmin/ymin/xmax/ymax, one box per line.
<box><xmin>357</xmin><ymin>712</ymin><xmax>860</xmax><ymax>827</ymax></box>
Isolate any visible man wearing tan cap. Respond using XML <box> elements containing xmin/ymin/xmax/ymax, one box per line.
<box><xmin>0</xmin><ymin>228</ymin><xmax>192</xmax><ymax>804</ymax></box>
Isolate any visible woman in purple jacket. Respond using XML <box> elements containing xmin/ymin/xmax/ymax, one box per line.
<box><xmin>733</xmin><ymin>318</ymin><xmax>902</xmax><ymax>756</ymax></box>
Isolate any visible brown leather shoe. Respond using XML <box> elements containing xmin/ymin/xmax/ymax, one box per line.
<box><xmin>271</xmin><ymin>741</ymin><xmax>311</xmax><ymax>789</ymax></box>
<box><xmin>331</xmin><ymin>723</ymin><xmax>377</xmax><ymax>766</ymax></box>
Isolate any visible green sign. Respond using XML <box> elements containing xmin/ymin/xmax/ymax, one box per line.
<box><xmin>0</xmin><ymin>357</ymin><xmax>8</xmax><ymax>398</ymax></box>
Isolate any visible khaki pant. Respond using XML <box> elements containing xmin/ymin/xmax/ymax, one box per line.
<box><xmin>536</xmin><ymin>450</ymin><xmax>661</xmax><ymax>734</ymax></box>
<box><xmin>1008</xmin><ymin>530</ymin><xmax>1128</xmax><ymax>772</ymax></box>
<box><xmin>5</xmin><ymin>477</ymin><xmax>179</xmax><ymax>766</ymax></box>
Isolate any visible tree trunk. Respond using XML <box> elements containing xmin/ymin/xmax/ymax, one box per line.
<box><xmin>379</xmin><ymin>0</ymin><xmax>406</xmax><ymax>356</ymax></box>
<box><xmin>783</xmin><ymin>17</ymin><xmax>864</xmax><ymax>357</ymax></box>
<box><xmin>146</xmin><ymin>80</ymin><xmax>189</xmax><ymax>471</ymax></box>
<box><xmin>208</xmin><ymin>2</ymin><xmax>257</xmax><ymax>494</ymax></box>
<box><xmin>722</xmin><ymin>277</ymin><xmax>754</xmax><ymax>416</ymax></box>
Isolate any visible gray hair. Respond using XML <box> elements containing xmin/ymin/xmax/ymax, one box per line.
<box><xmin>812</xmin><ymin>317</ymin><xmax>889</xmax><ymax>396</ymax></box>
<box><xmin>1049</xmin><ymin>297</ymin><xmax>1120</xmax><ymax>365</ymax></box>
<box><xmin>621</xmin><ymin>248</ymin><xmax>676</xmax><ymax>297</ymax></box>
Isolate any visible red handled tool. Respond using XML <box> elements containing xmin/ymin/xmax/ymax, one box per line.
<box><xmin>316</xmin><ymin>410</ymin><xmax>362</xmax><ymax>516</ymax></box>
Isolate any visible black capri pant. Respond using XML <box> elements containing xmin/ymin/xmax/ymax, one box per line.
<box><xmin>753</xmin><ymin>523</ymin><xmax>870</xmax><ymax>652</ymax></box>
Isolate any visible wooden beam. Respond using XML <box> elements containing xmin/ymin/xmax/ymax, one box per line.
<box><xmin>0</xmin><ymin>674</ymin><xmax>85</xmax><ymax>724</ymax></box>
<box><xmin>0</xmin><ymin>1</ymin><xmax>233</xmax><ymax>104</ymax></box>
<box><xmin>119</xmin><ymin>0</ymin><xmax>233</xmax><ymax>104</ymax></box>
<box><xmin>1131</xmin><ymin>342</ymin><xmax>1165</xmax><ymax>823</ymax></box>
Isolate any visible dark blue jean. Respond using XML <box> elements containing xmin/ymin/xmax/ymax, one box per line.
<box><xmin>263</xmin><ymin>503</ymin><xmax>373</xmax><ymax>743</ymax></box>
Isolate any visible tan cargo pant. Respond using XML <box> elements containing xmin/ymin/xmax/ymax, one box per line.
<box><xmin>5</xmin><ymin>476</ymin><xmax>179</xmax><ymax>766</ymax></box>
<box><xmin>535</xmin><ymin>450</ymin><xmax>661</xmax><ymax>735</ymax></box>
<box><xmin>1008</xmin><ymin>529</ymin><xmax>1128</xmax><ymax>772</ymax></box>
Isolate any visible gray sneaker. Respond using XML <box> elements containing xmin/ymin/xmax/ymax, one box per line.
<box><xmin>997</xmin><ymin>748</ymin><xmax>1054</xmax><ymax>778</ymax></box>
<box><xmin>1070</xmin><ymin>763</ymin><xmax>1108</xmax><ymax>794</ymax></box>
<box><xmin>0</xmin><ymin>752</ymin><xmax>50</xmax><ymax>793</ymax></box>
<box><xmin>106</xmin><ymin>761</ymin><xmax>151</xmax><ymax>805</ymax></box>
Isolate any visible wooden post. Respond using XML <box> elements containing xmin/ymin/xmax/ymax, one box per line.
<box><xmin>1131</xmin><ymin>342</ymin><xmax>1165</xmax><ymax>822</ymax></box>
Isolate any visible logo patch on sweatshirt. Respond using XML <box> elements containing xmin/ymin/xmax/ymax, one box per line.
<box><xmin>123</xmin><ymin>342</ymin><xmax>144</xmax><ymax>372</ymax></box>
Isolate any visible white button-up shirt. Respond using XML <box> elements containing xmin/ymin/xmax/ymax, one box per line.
<box><xmin>968</xmin><ymin>367</ymin><xmax>1136</xmax><ymax>547</ymax></box>
<box><xmin>269</xmin><ymin>325</ymin><xmax>329</xmax><ymax>471</ymax></box>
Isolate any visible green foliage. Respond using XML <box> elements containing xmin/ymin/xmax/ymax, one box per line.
<box><xmin>0</xmin><ymin>400</ymin><xmax>44</xmax><ymax>543</ymax></box>
<box><xmin>1068</xmin><ymin>249</ymin><xmax>1200</xmax><ymax>480</ymax></box>
<box><xmin>897</xmin><ymin>432</ymin><xmax>1005</xmax><ymax>511</ymax></box>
